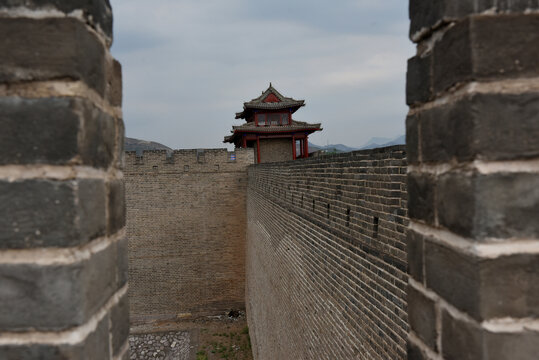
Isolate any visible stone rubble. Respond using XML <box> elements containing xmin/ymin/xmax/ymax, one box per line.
<box><xmin>129</xmin><ymin>331</ymin><xmax>190</xmax><ymax>360</ymax></box>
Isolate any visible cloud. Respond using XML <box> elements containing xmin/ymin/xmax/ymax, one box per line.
<box><xmin>110</xmin><ymin>0</ymin><xmax>414</xmax><ymax>149</ymax></box>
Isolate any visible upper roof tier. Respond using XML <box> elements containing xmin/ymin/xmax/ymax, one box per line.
<box><xmin>235</xmin><ymin>83</ymin><xmax>305</xmax><ymax>120</ymax></box>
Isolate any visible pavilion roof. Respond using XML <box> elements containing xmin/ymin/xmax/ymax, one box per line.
<box><xmin>223</xmin><ymin>120</ymin><xmax>322</xmax><ymax>143</ymax></box>
<box><xmin>235</xmin><ymin>83</ymin><xmax>305</xmax><ymax>119</ymax></box>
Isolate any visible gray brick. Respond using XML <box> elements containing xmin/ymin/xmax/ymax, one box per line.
<box><xmin>436</xmin><ymin>172</ymin><xmax>475</xmax><ymax>238</ymax></box>
<box><xmin>0</xmin><ymin>97</ymin><xmax>116</xmax><ymax>168</ymax></box>
<box><xmin>0</xmin><ymin>179</ymin><xmax>105</xmax><ymax>249</ymax></box>
<box><xmin>408</xmin><ymin>285</ymin><xmax>437</xmax><ymax>350</ymax></box>
<box><xmin>407</xmin><ymin>55</ymin><xmax>432</xmax><ymax>105</ymax></box>
<box><xmin>107</xmin><ymin>180</ymin><xmax>126</xmax><ymax>235</ymax></box>
<box><xmin>407</xmin><ymin>173</ymin><xmax>436</xmax><ymax>224</ymax></box>
<box><xmin>480</xmin><ymin>253</ymin><xmax>539</xmax><ymax>319</ymax></box>
<box><xmin>0</xmin><ymin>314</ymin><xmax>110</xmax><ymax>360</ymax></box>
<box><xmin>433</xmin><ymin>15</ymin><xmax>539</xmax><ymax>94</ymax></box>
<box><xmin>418</xmin><ymin>96</ymin><xmax>475</xmax><ymax>164</ymax></box>
<box><xmin>107</xmin><ymin>59</ymin><xmax>123</xmax><ymax>107</ymax></box>
<box><xmin>427</xmin><ymin>239</ymin><xmax>539</xmax><ymax>320</ymax></box>
<box><xmin>406</xmin><ymin>114</ymin><xmax>419</xmax><ymax>165</ymax></box>
<box><xmin>437</xmin><ymin>172</ymin><xmax>539</xmax><ymax>240</ymax></box>
<box><xmin>0</xmin><ymin>0</ymin><xmax>113</xmax><ymax>39</ymax></box>
<box><xmin>79</xmin><ymin>100</ymin><xmax>116</xmax><ymax>169</ymax></box>
<box><xmin>407</xmin><ymin>340</ymin><xmax>428</xmax><ymax>360</ymax></box>
<box><xmin>441</xmin><ymin>309</ymin><xmax>482</xmax><ymax>360</ymax></box>
<box><xmin>0</xmin><ymin>241</ymin><xmax>117</xmax><ymax>331</ymax></box>
<box><xmin>425</xmin><ymin>240</ymin><xmax>481</xmax><ymax>319</ymax></box>
<box><xmin>407</xmin><ymin>230</ymin><xmax>424</xmax><ymax>283</ymax></box>
<box><xmin>442</xmin><ymin>308</ymin><xmax>539</xmax><ymax>360</ymax></box>
<box><xmin>110</xmin><ymin>292</ymin><xmax>130</xmax><ymax>356</ymax></box>
<box><xmin>418</xmin><ymin>93</ymin><xmax>539</xmax><ymax>164</ymax></box>
<box><xmin>0</xmin><ymin>18</ymin><xmax>106</xmax><ymax>95</ymax></box>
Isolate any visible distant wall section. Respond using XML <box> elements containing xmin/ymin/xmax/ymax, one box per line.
<box><xmin>125</xmin><ymin>148</ymin><xmax>254</xmax><ymax>327</ymax></box>
<box><xmin>246</xmin><ymin>146</ymin><xmax>408</xmax><ymax>359</ymax></box>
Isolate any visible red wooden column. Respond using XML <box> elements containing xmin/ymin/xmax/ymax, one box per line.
<box><xmin>242</xmin><ymin>135</ymin><xmax>247</xmax><ymax>148</ymax></box>
<box><xmin>292</xmin><ymin>135</ymin><xmax>297</xmax><ymax>160</ymax></box>
<box><xmin>256</xmin><ymin>136</ymin><xmax>261</xmax><ymax>164</ymax></box>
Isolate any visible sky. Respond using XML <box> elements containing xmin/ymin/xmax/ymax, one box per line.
<box><xmin>110</xmin><ymin>0</ymin><xmax>415</xmax><ymax>150</ymax></box>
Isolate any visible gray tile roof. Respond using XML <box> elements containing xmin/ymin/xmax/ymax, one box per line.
<box><xmin>223</xmin><ymin>120</ymin><xmax>322</xmax><ymax>143</ymax></box>
<box><xmin>235</xmin><ymin>83</ymin><xmax>305</xmax><ymax>119</ymax></box>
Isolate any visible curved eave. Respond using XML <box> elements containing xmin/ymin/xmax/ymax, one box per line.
<box><xmin>235</xmin><ymin>102</ymin><xmax>305</xmax><ymax>119</ymax></box>
<box><xmin>223</xmin><ymin>127</ymin><xmax>322</xmax><ymax>143</ymax></box>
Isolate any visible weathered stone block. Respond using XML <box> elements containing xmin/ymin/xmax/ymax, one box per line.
<box><xmin>107</xmin><ymin>179</ymin><xmax>126</xmax><ymax>235</ymax></box>
<box><xmin>408</xmin><ymin>285</ymin><xmax>437</xmax><ymax>350</ymax></box>
<box><xmin>0</xmin><ymin>241</ymin><xmax>118</xmax><ymax>331</ymax></box>
<box><xmin>436</xmin><ymin>172</ymin><xmax>475</xmax><ymax>237</ymax></box>
<box><xmin>0</xmin><ymin>0</ymin><xmax>113</xmax><ymax>40</ymax></box>
<box><xmin>407</xmin><ymin>340</ymin><xmax>428</xmax><ymax>360</ymax></box>
<box><xmin>409</xmin><ymin>0</ymin><xmax>474</xmax><ymax>40</ymax></box>
<box><xmin>442</xmin><ymin>308</ymin><xmax>539</xmax><ymax>360</ymax></box>
<box><xmin>0</xmin><ymin>179</ymin><xmax>106</xmax><ymax>249</ymax></box>
<box><xmin>110</xmin><ymin>292</ymin><xmax>130</xmax><ymax>356</ymax></box>
<box><xmin>407</xmin><ymin>54</ymin><xmax>432</xmax><ymax>105</ymax></box>
<box><xmin>79</xmin><ymin>100</ymin><xmax>116</xmax><ymax>169</ymax></box>
<box><xmin>0</xmin><ymin>97</ymin><xmax>116</xmax><ymax>168</ymax></box>
<box><xmin>425</xmin><ymin>240</ymin><xmax>481</xmax><ymax>318</ymax></box>
<box><xmin>0</xmin><ymin>18</ymin><xmax>106</xmax><ymax>95</ymax></box>
<box><xmin>0</xmin><ymin>314</ymin><xmax>110</xmax><ymax>360</ymax></box>
<box><xmin>418</xmin><ymin>96</ymin><xmax>475</xmax><ymax>163</ymax></box>
<box><xmin>426</xmin><ymin>239</ymin><xmax>539</xmax><ymax>320</ymax></box>
<box><xmin>406</xmin><ymin>114</ymin><xmax>419</xmax><ymax>165</ymax></box>
<box><xmin>407</xmin><ymin>229</ymin><xmax>424</xmax><ymax>282</ymax></box>
<box><xmin>433</xmin><ymin>15</ymin><xmax>539</xmax><ymax>94</ymax></box>
<box><xmin>417</xmin><ymin>93</ymin><xmax>539</xmax><ymax>164</ymax></box>
<box><xmin>106</xmin><ymin>58</ymin><xmax>123</xmax><ymax>107</ymax></box>
<box><xmin>441</xmin><ymin>309</ymin><xmax>482</xmax><ymax>360</ymax></box>
<box><xmin>407</xmin><ymin>172</ymin><xmax>436</xmax><ymax>224</ymax></box>
<box><xmin>437</xmin><ymin>172</ymin><xmax>539</xmax><ymax>240</ymax></box>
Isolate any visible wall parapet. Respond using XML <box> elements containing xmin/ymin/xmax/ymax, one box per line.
<box><xmin>124</xmin><ymin>148</ymin><xmax>254</xmax><ymax>173</ymax></box>
<box><xmin>246</xmin><ymin>145</ymin><xmax>408</xmax><ymax>359</ymax></box>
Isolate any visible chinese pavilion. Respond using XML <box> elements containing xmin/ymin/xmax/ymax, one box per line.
<box><xmin>224</xmin><ymin>84</ymin><xmax>322</xmax><ymax>163</ymax></box>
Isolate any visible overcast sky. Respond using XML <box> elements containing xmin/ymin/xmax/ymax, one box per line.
<box><xmin>111</xmin><ymin>0</ymin><xmax>414</xmax><ymax>149</ymax></box>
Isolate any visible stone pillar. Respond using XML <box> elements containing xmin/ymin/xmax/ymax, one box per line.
<box><xmin>406</xmin><ymin>1</ymin><xmax>539</xmax><ymax>359</ymax></box>
<box><xmin>0</xmin><ymin>1</ymin><xmax>128</xmax><ymax>359</ymax></box>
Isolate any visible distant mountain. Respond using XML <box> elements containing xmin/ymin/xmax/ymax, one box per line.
<box><xmin>359</xmin><ymin>135</ymin><xmax>405</xmax><ymax>150</ymax></box>
<box><xmin>125</xmin><ymin>137</ymin><xmax>172</xmax><ymax>154</ymax></box>
<box><xmin>308</xmin><ymin>143</ymin><xmax>359</xmax><ymax>154</ymax></box>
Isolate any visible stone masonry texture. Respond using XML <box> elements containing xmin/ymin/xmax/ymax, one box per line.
<box><xmin>245</xmin><ymin>146</ymin><xmax>408</xmax><ymax>359</ymax></box>
<box><xmin>124</xmin><ymin>149</ymin><xmax>254</xmax><ymax>327</ymax></box>
<box><xmin>406</xmin><ymin>1</ymin><xmax>539</xmax><ymax>359</ymax></box>
<box><xmin>0</xmin><ymin>1</ymin><xmax>128</xmax><ymax>359</ymax></box>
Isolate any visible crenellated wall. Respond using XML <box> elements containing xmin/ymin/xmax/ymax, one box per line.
<box><xmin>124</xmin><ymin>148</ymin><xmax>254</xmax><ymax>328</ymax></box>
<box><xmin>245</xmin><ymin>146</ymin><xmax>409</xmax><ymax>359</ymax></box>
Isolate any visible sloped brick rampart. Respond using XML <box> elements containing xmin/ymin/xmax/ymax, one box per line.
<box><xmin>245</xmin><ymin>146</ymin><xmax>408</xmax><ymax>359</ymax></box>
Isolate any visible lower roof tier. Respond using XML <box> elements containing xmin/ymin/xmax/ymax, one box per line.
<box><xmin>223</xmin><ymin>120</ymin><xmax>322</xmax><ymax>144</ymax></box>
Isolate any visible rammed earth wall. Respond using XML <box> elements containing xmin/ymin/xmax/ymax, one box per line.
<box><xmin>124</xmin><ymin>148</ymin><xmax>254</xmax><ymax>327</ymax></box>
<box><xmin>245</xmin><ymin>146</ymin><xmax>409</xmax><ymax>359</ymax></box>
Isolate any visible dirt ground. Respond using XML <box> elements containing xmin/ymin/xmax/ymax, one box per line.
<box><xmin>129</xmin><ymin>312</ymin><xmax>254</xmax><ymax>360</ymax></box>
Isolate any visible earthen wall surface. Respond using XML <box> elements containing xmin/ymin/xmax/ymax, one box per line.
<box><xmin>125</xmin><ymin>148</ymin><xmax>254</xmax><ymax>327</ymax></box>
<box><xmin>245</xmin><ymin>146</ymin><xmax>409</xmax><ymax>359</ymax></box>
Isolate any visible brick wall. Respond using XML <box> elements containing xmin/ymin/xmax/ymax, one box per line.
<box><xmin>259</xmin><ymin>138</ymin><xmax>293</xmax><ymax>163</ymax></box>
<box><xmin>125</xmin><ymin>148</ymin><xmax>254</xmax><ymax>327</ymax></box>
<box><xmin>245</xmin><ymin>146</ymin><xmax>408</xmax><ymax>359</ymax></box>
<box><xmin>0</xmin><ymin>1</ymin><xmax>128</xmax><ymax>359</ymax></box>
<box><xmin>406</xmin><ymin>1</ymin><xmax>539</xmax><ymax>359</ymax></box>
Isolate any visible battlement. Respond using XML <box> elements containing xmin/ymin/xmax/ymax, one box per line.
<box><xmin>124</xmin><ymin>147</ymin><xmax>254</xmax><ymax>173</ymax></box>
